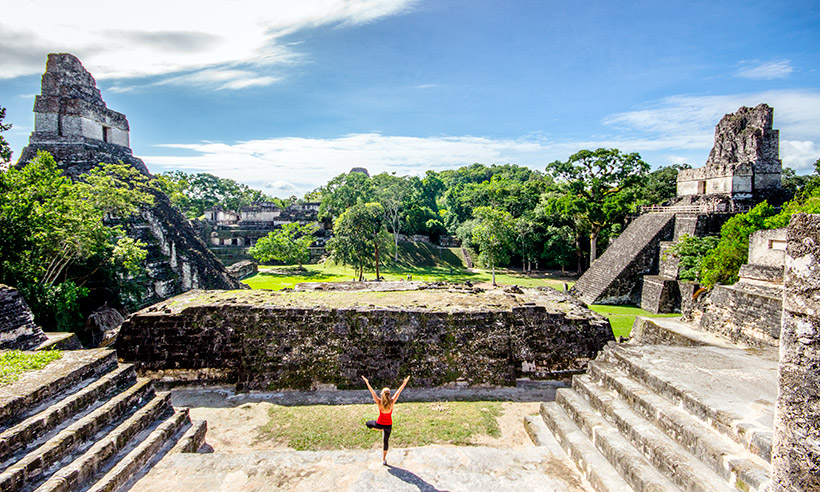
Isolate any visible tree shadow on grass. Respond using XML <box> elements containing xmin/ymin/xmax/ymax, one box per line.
<box><xmin>387</xmin><ymin>465</ymin><xmax>449</xmax><ymax>492</ymax></box>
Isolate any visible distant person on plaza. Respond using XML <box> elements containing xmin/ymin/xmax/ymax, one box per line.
<box><xmin>361</xmin><ymin>374</ymin><xmax>410</xmax><ymax>465</ymax></box>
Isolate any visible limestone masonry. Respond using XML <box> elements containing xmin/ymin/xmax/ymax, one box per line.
<box><xmin>0</xmin><ymin>284</ymin><xmax>47</xmax><ymax>350</ymax></box>
<box><xmin>115</xmin><ymin>285</ymin><xmax>613</xmax><ymax>390</ymax></box>
<box><xmin>573</xmin><ymin>104</ymin><xmax>783</xmax><ymax>308</ymax></box>
<box><xmin>772</xmin><ymin>214</ymin><xmax>820</xmax><ymax>490</ymax></box>
<box><xmin>16</xmin><ymin>54</ymin><xmax>242</xmax><ymax>306</ymax></box>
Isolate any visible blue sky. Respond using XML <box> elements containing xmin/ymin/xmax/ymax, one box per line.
<box><xmin>2</xmin><ymin>0</ymin><xmax>819</xmax><ymax>196</ymax></box>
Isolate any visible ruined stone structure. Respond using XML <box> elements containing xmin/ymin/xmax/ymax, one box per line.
<box><xmin>686</xmin><ymin>228</ymin><xmax>786</xmax><ymax>347</ymax></box>
<box><xmin>16</xmin><ymin>54</ymin><xmax>242</xmax><ymax>306</ymax></box>
<box><xmin>115</xmin><ymin>286</ymin><xmax>613</xmax><ymax>390</ymax></box>
<box><xmin>772</xmin><ymin>214</ymin><xmax>820</xmax><ymax>491</ymax></box>
<box><xmin>202</xmin><ymin>201</ymin><xmax>327</xmax><ymax>265</ymax></box>
<box><xmin>0</xmin><ymin>284</ymin><xmax>47</xmax><ymax>350</ymax></box>
<box><xmin>0</xmin><ymin>348</ymin><xmax>205</xmax><ymax>491</ymax></box>
<box><xmin>573</xmin><ymin>105</ymin><xmax>783</xmax><ymax>309</ymax></box>
<box><xmin>529</xmin><ymin>215</ymin><xmax>820</xmax><ymax>492</ymax></box>
<box><xmin>677</xmin><ymin>104</ymin><xmax>782</xmax><ymax>201</ymax></box>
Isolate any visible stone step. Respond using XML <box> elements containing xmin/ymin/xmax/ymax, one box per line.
<box><xmin>83</xmin><ymin>409</ymin><xmax>192</xmax><ymax>492</ymax></box>
<box><xmin>0</xmin><ymin>350</ymin><xmax>118</xmax><ymax>429</ymax></box>
<box><xmin>0</xmin><ymin>379</ymin><xmax>155</xmax><ymax>491</ymax></box>
<box><xmin>572</xmin><ymin>375</ymin><xmax>738</xmax><ymax>492</ymax></box>
<box><xmin>553</xmin><ymin>388</ymin><xmax>683</xmax><ymax>492</ymax></box>
<box><xmin>600</xmin><ymin>344</ymin><xmax>775</xmax><ymax>461</ymax></box>
<box><xmin>629</xmin><ymin>317</ymin><xmax>740</xmax><ymax>348</ymax></box>
<box><xmin>587</xmin><ymin>360</ymin><xmax>771</xmax><ymax>491</ymax></box>
<box><xmin>35</xmin><ymin>392</ymin><xmax>173</xmax><ymax>492</ymax></box>
<box><xmin>538</xmin><ymin>403</ymin><xmax>635</xmax><ymax>492</ymax></box>
<box><xmin>0</xmin><ymin>365</ymin><xmax>137</xmax><ymax>464</ymax></box>
<box><xmin>168</xmin><ymin>420</ymin><xmax>207</xmax><ymax>455</ymax></box>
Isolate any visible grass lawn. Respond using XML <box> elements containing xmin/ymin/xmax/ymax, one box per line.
<box><xmin>0</xmin><ymin>350</ymin><xmax>62</xmax><ymax>385</ymax></box>
<box><xmin>242</xmin><ymin>240</ymin><xmax>575</xmax><ymax>292</ymax></box>
<box><xmin>257</xmin><ymin>401</ymin><xmax>502</xmax><ymax>451</ymax></box>
<box><xmin>589</xmin><ymin>305</ymin><xmax>681</xmax><ymax>339</ymax></box>
<box><xmin>244</xmin><ymin>264</ymin><xmax>573</xmax><ymax>291</ymax></box>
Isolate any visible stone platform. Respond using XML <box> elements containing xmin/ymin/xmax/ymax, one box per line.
<box><xmin>0</xmin><ymin>348</ymin><xmax>204</xmax><ymax>492</ymax></box>
<box><xmin>537</xmin><ymin>318</ymin><xmax>779</xmax><ymax>492</ymax></box>
<box><xmin>128</xmin><ymin>446</ymin><xmax>589</xmax><ymax>492</ymax></box>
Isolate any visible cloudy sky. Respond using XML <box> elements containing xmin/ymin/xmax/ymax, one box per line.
<box><xmin>1</xmin><ymin>0</ymin><xmax>819</xmax><ymax>196</ymax></box>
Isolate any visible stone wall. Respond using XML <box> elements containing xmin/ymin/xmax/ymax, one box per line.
<box><xmin>116</xmin><ymin>288</ymin><xmax>613</xmax><ymax>390</ymax></box>
<box><xmin>677</xmin><ymin>104</ymin><xmax>781</xmax><ymax>201</ymax></box>
<box><xmin>16</xmin><ymin>53</ymin><xmax>242</xmax><ymax>308</ymax></box>
<box><xmin>0</xmin><ymin>285</ymin><xmax>47</xmax><ymax>350</ymax></box>
<box><xmin>226</xmin><ymin>260</ymin><xmax>258</xmax><ymax>280</ymax></box>
<box><xmin>695</xmin><ymin>284</ymin><xmax>782</xmax><ymax>347</ymax></box>
<box><xmin>772</xmin><ymin>214</ymin><xmax>820</xmax><ymax>490</ymax></box>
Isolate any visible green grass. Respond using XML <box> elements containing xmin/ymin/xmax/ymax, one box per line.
<box><xmin>0</xmin><ymin>350</ymin><xmax>62</xmax><ymax>385</ymax></box>
<box><xmin>243</xmin><ymin>241</ymin><xmax>575</xmax><ymax>291</ymax></box>
<box><xmin>257</xmin><ymin>401</ymin><xmax>502</xmax><ymax>450</ymax></box>
<box><xmin>589</xmin><ymin>304</ymin><xmax>680</xmax><ymax>339</ymax></box>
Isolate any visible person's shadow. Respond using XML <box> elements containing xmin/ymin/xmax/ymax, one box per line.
<box><xmin>386</xmin><ymin>465</ymin><xmax>449</xmax><ymax>492</ymax></box>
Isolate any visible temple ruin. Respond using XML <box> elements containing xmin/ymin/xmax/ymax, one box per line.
<box><xmin>16</xmin><ymin>54</ymin><xmax>242</xmax><ymax>306</ymax></box>
<box><xmin>200</xmin><ymin>201</ymin><xmax>328</xmax><ymax>264</ymax></box>
<box><xmin>572</xmin><ymin>104</ymin><xmax>784</xmax><ymax>310</ymax></box>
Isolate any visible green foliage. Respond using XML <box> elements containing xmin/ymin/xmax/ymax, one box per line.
<box><xmin>544</xmin><ymin>148</ymin><xmax>650</xmax><ymax>263</ymax></box>
<box><xmin>540</xmin><ymin>224</ymin><xmax>576</xmax><ymax>270</ymax></box>
<box><xmin>0</xmin><ymin>151</ymin><xmax>153</xmax><ymax>330</ymax></box>
<box><xmin>317</xmin><ymin>171</ymin><xmax>375</xmax><ymax>222</ymax></box>
<box><xmin>258</xmin><ymin>401</ymin><xmax>502</xmax><ymax>450</ymax></box>
<box><xmin>665</xmin><ymin>234</ymin><xmax>720</xmax><ymax>282</ymax></box>
<box><xmin>471</xmin><ymin>206</ymin><xmax>515</xmax><ymax>284</ymax></box>
<box><xmin>326</xmin><ymin>202</ymin><xmax>391</xmax><ymax>280</ymax></box>
<box><xmin>0</xmin><ymin>350</ymin><xmax>62</xmax><ymax>385</ymax></box>
<box><xmin>155</xmin><ymin>170</ymin><xmax>281</xmax><ymax>218</ymax></box>
<box><xmin>0</xmin><ymin>107</ymin><xmax>12</xmax><ymax>164</ymax></box>
<box><xmin>637</xmin><ymin>163</ymin><xmax>692</xmax><ymax>207</ymax></box>
<box><xmin>249</xmin><ymin>222</ymin><xmax>318</xmax><ymax>267</ymax></box>
<box><xmin>698</xmin><ymin>202</ymin><xmax>779</xmax><ymax>288</ymax></box>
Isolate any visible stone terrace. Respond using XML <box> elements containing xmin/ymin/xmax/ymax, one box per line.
<box><xmin>116</xmin><ymin>286</ymin><xmax>613</xmax><ymax>390</ymax></box>
<box><xmin>0</xmin><ymin>349</ymin><xmax>205</xmax><ymax>492</ymax></box>
<box><xmin>528</xmin><ymin>317</ymin><xmax>778</xmax><ymax>492</ymax></box>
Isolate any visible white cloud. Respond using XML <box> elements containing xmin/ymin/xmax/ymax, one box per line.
<box><xmin>736</xmin><ymin>60</ymin><xmax>794</xmax><ymax>80</ymax></box>
<box><xmin>141</xmin><ymin>89</ymin><xmax>820</xmax><ymax>196</ymax></box>
<box><xmin>604</xmin><ymin>89</ymin><xmax>820</xmax><ymax>171</ymax></box>
<box><xmin>0</xmin><ymin>0</ymin><xmax>415</xmax><ymax>89</ymax></box>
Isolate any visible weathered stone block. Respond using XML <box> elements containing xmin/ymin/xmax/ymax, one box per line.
<box><xmin>772</xmin><ymin>214</ymin><xmax>820</xmax><ymax>491</ymax></box>
<box><xmin>116</xmin><ymin>288</ymin><xmax>613</xmax><ymax>390</ymax></box>
<box><xmin>0</xmin><ymin>285</ymin><xmax>47</xmax><ymax>350</ymax></box>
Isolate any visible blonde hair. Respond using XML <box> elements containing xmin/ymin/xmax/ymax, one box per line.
<box><xmin>380</xmin><ymin>387</ymin><xmax>392</xmax><ymax>411</ymax></box>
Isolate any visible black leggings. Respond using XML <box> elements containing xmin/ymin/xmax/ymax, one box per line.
<box><xmin>365</xmin><ymin>421</ymin><xmax>392</xmax><ymax>450</ymax></box>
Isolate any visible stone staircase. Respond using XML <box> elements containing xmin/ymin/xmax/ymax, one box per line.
<box><xmin>0</xmin><ymin>349</ymin><xmax>206</xmax><ymax>492</ymax></box>
<box><xmin>571</xmin><ymin>213</ymin><xmax>675</xmax><ymax>305</ymax></box>
<box><xmin>526</xmin><ymin>318</ymin><xmax>776</xmax><ymax>492</ymax></box>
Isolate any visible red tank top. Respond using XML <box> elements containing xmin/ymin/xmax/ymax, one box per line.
<box><xmin>377</xmin><ymin>407</ymin><xmax>393</xmax><ymax>425</ymax></box>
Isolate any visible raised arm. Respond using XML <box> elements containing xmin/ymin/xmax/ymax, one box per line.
<box><xmin>392</xmin><ymin>376</ymin><xmax>411</xmax><ymax>403</ymax></box>
<box><xmin>361</xmin><ymin>375</ymin><xmax>379</xmax><ymax>404</ymax></box>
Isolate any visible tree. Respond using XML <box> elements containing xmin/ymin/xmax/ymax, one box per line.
<box><xmin>154</xmin><ymin>171</ymin><xmax>278</xmax><ymax>218</ymax></box>
<box><xmin>326</xmin><ymin>202</ymin><xmax>390</xmax><ymax>281</ymax></box>
<box><xmin>0</xmin><ymin>107</ymin><xmax>11</xmax><ymax>165</ymax></box>
<box><xmin>316</xmin><ymin>171</ymin><xmax>374</xmax><ymax>222</ymax></box>
<box><xmin>471</xmin><ymin>206</ymin><xmax>515</xmax><ymax>286</ymax></box>
<box><xmin>373</xmin><ymin>173</ymin><xmax>412</xmax><ymax>261</ymax></box>
<box><xmin>637</xmin><ymin>163</ymin><xmax>692</xmax><ymax>207</ymax></box>
<box><xmin>0</xmin><ymin>151</ymin><xmax>153</xmax><ymax>331</ymax></box>
<box><xmin>249</xmin><ymin>222</ymin><xmax>317</xmax><ymax>268</ymax></box>
<box><xmin>544</xmin><ymin>148</ymin><xmax>649</xmax><ymax>265</ymax></box>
